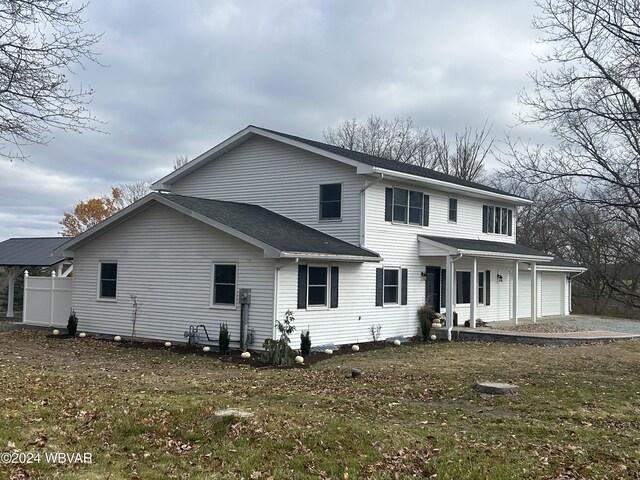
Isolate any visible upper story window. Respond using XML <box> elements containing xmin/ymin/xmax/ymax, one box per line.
<box><xmin>319</xmin><ymin>183</ymin><xmax>342</xmax><ymax>220</ymax></box>
<box><xmin>448</xmin><ymin>198</ymin><xmax>458</xmax><ymax>222</ymax></box>
<box><xmin>385</xmin><ymin>187</ymin><xmax>430</xmax><ymax>226</ymax></box>
<box><xmin>99</xmin><ymin>262</ymin><xmax>118</xmax><ymax>299</ymax></box>
<box><xmin>482</xmin><ymin>205</ymin><xmax>513</xmax><ymax>236</ymax></box>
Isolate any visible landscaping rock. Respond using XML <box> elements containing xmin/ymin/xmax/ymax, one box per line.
<box><xmin>474</xmin><ymin>382</ymin><xmax>519</xmax><ymax>395</ymax></box>
<box><xmin>351</xmin><ymin>368</ymin><xmax>362</xmax><ymax>379</ymax></box>
<box><xmin>311</xmin><ymin>343</ymin><xmax>337</xmax><ymax>353</ymax></box>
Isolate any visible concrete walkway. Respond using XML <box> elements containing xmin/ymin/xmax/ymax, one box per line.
<box><xmin>439</xmin><ymin>315</ymin><xmax>640</xmax><ymax>345</ymax></box>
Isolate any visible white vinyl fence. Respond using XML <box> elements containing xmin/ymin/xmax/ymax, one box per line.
<box><xmin>23</xmin><ymin>273</ymin><xmax>73</xmax><ymax>327</ymax></box>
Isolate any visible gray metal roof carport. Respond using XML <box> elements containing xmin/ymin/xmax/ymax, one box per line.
<box><xmin>0</xmin><ymin>237</ymin><xmax>70</xmax><ymax>318</ymax></box>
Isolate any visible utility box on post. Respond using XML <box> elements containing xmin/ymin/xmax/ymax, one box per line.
<box><xmin>239</xmin><ymin>289</ymin><xmax>252</xmax><ymax>305</ymax></box>
<box><xmin>239</xmin><ymin>288</ymin><xmax>251</xmax><ymax>351</ymax></box>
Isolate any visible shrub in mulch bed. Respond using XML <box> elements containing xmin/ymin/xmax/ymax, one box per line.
<box><xmin>78</xmin><ymin>333</ymin><xmax>427</xmax><ymax>368</ymax></box>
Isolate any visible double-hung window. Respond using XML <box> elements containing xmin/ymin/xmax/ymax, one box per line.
<box><xmin>297</xmin><ymin>265</ymin><xmax>339</xmax><ymax>309</ymax></box>
<box><xmin>383</xmin><ymin>268</ymin><xmax>400</xmax><ymax>304</ymax></box>
<box><xmin>449</xmin><ymin>198</ymin><xmax>458</xmax><ymax>222</ymax></box>
<box><xmin>386</xmin><ymin>187</ymin><xmax>428</xmax><ymax>225</ymax></box>
<box><xmin>319</xmin><ymin>183</ymin><xmax>342</xmax><ymax>220</ymax></box>
<box><xmin>307</xmin><ymin>266</ymin><xmax>328</xmax><ymax>306</ymax></box>
<box><xmin>99</xmin><ymin>262</ymin><xmax>118</xmax><ymax>299</ymax></box>
<box><xmin>212</xmin><ymin>264</ymin><xmax>237</xmax><ymax>306</ymax></box>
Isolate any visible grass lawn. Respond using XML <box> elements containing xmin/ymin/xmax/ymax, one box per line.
<box><xmin>0</xmin><ymin>329</ymin><xmax>638</xmax><ymax>479</ymax></box>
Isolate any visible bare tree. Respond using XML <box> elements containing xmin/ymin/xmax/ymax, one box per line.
<box><xmin>324</xmin><ymin>115</ymin><xmax>492</xmax><ymax>181</ymax></box>
<box><xmin>323</xmin><ymin>116</ymin><xmax>434</xmax><ymax>167</ymax></box>
<box><xmin>499</xmin><ymin>0</ymin><xmax>640</xmax><ymax>311</ymax></box>
<box><xmin>112</xmin><ymin>181</ymin><xmax>150</xmax><ymax>209</ymax></box>
<box><xmin>0</xmin><ymin>0</ymin><xmax>103</xmax><ymax>160</ymax></box>
<box><xmin>173</xmin><ymin>155</ymin><xmax>189</xmax><ymax>170</ymax></box>
<box><xmin>430</xmin><ymin>121</ymin><xmax>493</xmax><ymax>182</ymax></box>
<box><xmin>507</xmin><ymin>0</ymin><xmax>640</xmax><ymax>231</ymax></box>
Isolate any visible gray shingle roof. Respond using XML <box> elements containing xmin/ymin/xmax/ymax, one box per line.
<box><xmin>158</xmin><ymin>194</ymin><xmax>380</xmax><ymax>258</ymax></box>
<box><xmin>422</xmin><ymin>236</ymin><xmax>553</xmax><ymax>258</ymax></box>
<box><xmin>257</xmin><ymin>127</ymin><xmax>525</xmax><ymax>200</ymax></box>
<box><xmin>0</xmin><ymin>237</ymin><xmax>69</xmax><ymax>266</ymax></box>
<box><xmin>547</xmin><ymin>257</ymin><xmax>585</xmax><ymax>268</ymax></box>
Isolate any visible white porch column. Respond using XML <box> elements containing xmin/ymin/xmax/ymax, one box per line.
<box><xmin>445</xmin><ymin>255</ymin><xmax>455</xmax><ymax>340</ymax></box>
<box><xmin>5</xmin><ymin>266</ymin><xmax>22</xmax><ymax>318</ymax></box>
<box><xmin>512</xmin><ymin>260</ymin><xmax>519</xmax><ymax>324</ymax></box>
<box><xmin>530</xmin><ymin>261</ymin><xmax>537</xmax><ymax>323</ymax></box>
<box><xmin>470</xmin><ymin>257</ymin><xmax>477</xmax><ymax>328</ymax></box>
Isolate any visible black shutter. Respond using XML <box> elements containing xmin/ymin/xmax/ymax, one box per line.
<box><xmin>375</xmin><ymin>268</ymin><xmax>384</xmax><ymax>306</ymax></box>
<box><xmin>297</xmin><ymin>265</ymin><xmax>308</xmax><ymax>309</ymax></box>
<box><xmin>482</xmin><ymin>205</ymin><xmax>488</xmax><ymax>233</ymax></box>
<box><xmin>485</xmin><ymin>270</ymin><xmax>491</xmax><ymax>306</ymax></box>
<box><xmin>385</xmin><ymin>187</ymin><xmax>393</xmax><ymax>221</ymax></box>
<box><xmin>508</xmin><ymin>210</ymin><xmax>513</xmax><ymax>236</ymax></box>
<box><xmin>401</xmin><ymin>268</ymin><xmax>408</xmax><ymax>305</ymax></box>
<box><xmin>423</xmin><ymin>195</ymin><xmax>430</xmax><ymax>226</ymax></box>
<box><xmin>440</xmin><ymin>269</ymin><xmax>446</xmax><ymax>308</ymax></box>
<box><xmin>330</xmin><ymin>266</ymin><xmax>339</xmax><ymax>308</ymax></box>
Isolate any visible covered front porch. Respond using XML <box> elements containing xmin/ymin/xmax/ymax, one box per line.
<box><xmin>418</xmin><ymin>236</ymin><xmax>569</xmax><ymax>339</ymax></box>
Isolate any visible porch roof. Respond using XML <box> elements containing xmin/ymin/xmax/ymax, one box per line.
<box><xmin>418</xmin><ymin>236</ymin><xmax>554</xmax><ymax>262</ymax></box>
<box><xmin>0</xmin><ymin>237</ymin><xmax>69</xmax><ymax>267</ymax></box>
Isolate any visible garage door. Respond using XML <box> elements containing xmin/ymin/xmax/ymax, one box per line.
<box><xmin>540</xmin><ymin>272</ymin><xmax>562</xmax><ymax>316</ymax></box>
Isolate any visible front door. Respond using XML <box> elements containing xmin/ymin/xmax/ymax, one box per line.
<box><xmin>425</xmin><ymin>266</ymin><xmax>441</xmax><ymax>313</ymax></box>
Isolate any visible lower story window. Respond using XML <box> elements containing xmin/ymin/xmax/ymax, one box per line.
<box><xmin>213</xmin><ymin>264</ymin><xmax>237</xmax><ymax>305</ymax></box>
<box><xmin>308</xmin><ymin>266</ymin><xmax>328</xmax><ymax>306</ymax></box>
<box><xmin>99</xmin><ymin>262</ymin><xmax>118</xmax><ymax>299</ymax></box>
<box><xmin>383</xmin><ymin>268</ymin><xmax>399</xmax><ymax>304</ymax></box>
<box><xmin>478</xmin><ymin>271</ymin><xmax>485</xmax><ymax>304</ymax></box>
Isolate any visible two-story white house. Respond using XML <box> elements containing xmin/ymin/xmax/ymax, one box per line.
<box><xmin>57</xmin><ymin>126</ymin><xmax>585</xmax><ymax>348</ymax></box>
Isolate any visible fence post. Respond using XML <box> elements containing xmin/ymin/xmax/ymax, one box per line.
<box><xmin>21</xmin><ymin>270</ymin><xmax>29</xmax><ymax>321</ymax></box>
<box><xmin>50</xmin><ymin>271</ymin><xmax>56</xmax><ymax>326</ymax></box>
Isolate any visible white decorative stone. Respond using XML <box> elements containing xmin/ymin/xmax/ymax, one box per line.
<box><xmin>52</xmin><ymin>329</ymin><xmax>60</xmax><ymax>336</ymax></box>
<box><xmin>241</xmin><ymin>351</ymin><xmax>251</xmax><ymax>359</ymax></box>
<box><xmin>295</xmin><ymin>355</ymin><xmax>304</xmax><ymax>364</ymax></box>
<box><xmin>324</xmin><ymin>349</ymin><xmax>333</xmax><ymax>355</ymax></box>
<box><xmin>393</xmin><ymin>339</ymin><xmax>401</xmax><ymax>346</ymax></box>
<box><xmin>351</xmin><ymin>345</ymin><xmax>360</xmax><ymax>352</ymax></box>
<box><xmin>202</xmin><ymin>346</ymin><xmax>210</xmax><ymax>352</ymax></box>
<box><xmin>214</xmin><ymin>408</ymin><xmax>254</xmax><ymax>419</ymax></box>
<box><xmin>474</xmin><ymin>382</ymin><xmax>520</xmax><ymax>395</ymax></box>
<box><xmin>113</xmin><ymin>335</ymin><xmax>121</xmax><ymax>342</ymax></box>
<box><xmin>78</xmin><ymin>332</ymin><xmax>86</xmax><ymax>338</ymax></box>
<box><xmin>164</xmin><ymin>342</ymin><xmax>172</xmax><ymax>347</ymax></box>
<box><xmin>430</xmin><ymin>334</ymin><xmax>437</xmax><ymax>341</ymax></box>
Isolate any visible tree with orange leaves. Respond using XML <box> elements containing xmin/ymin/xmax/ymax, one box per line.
<box><xmin>59</xmin><ymin>182</ymin><xmax>150</xmax><ymax>236</ymax></box>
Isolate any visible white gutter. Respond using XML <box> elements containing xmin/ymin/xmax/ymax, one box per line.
<box><xmin>447</xmin><ymin>253</ymin><xmax>463</xmax><ymax>341</ymax></box>
<box><xmin>370</xmin><ymin>167</ymin><xmax>533</xmax><ymax>206</ymax></box>
<box><xmin>566</xmin><ymin>270</ymin><xmax>586</xmax><ymax>314</ymax></box>
<box><xmin>359</xmin><ymin>173</ymin><xmax>384</xmax><ymax>247</ymax></box>
<box><xmin>279</xmin><ymin>252</ymin><xmax>381</xmax><ymax>263</ymax></box>
<box><xmin>273</xmin><ymin>258</ymin><xmax>299</xmax><ymax>341</ymax></box>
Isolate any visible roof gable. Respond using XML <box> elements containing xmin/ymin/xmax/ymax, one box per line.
<box><xmin>59</xmin><ymin>194</ymin><xmax>380</xmax><ymax>262</ymax></box>
<box><xmin>151</xmin><ymin>126</ymin><xmax>530</xmax><ymax>204</ymax></box>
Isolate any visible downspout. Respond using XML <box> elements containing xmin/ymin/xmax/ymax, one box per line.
<box><xmin>567</xmin><ymin>270</ymin><xmax>585</xmax><ymax>313</ymax></box>
<box><xmin>447</xmin><ymin>253</ymin><xmax>463</xmax><ymax>341</ymax></box>
<box><xmin>359</xmin><ymin>173</ymin><xmax>384</xmax><ymax>247</ymax></box>
<box><xmin>273</xmin><ymin>258</ymin><xmax>299</xmax><ymax>341</ymax></box>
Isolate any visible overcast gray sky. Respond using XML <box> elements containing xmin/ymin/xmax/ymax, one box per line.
<box><xmin>0</xmin><ymin>0</ymin><xmax>548</xmax><ymax>240</ymax></box>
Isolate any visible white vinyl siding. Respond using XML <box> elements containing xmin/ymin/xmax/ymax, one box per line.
<box><xmin>170</xmin><ymin>136</ymin><xmax>363</xmax><ymax>244</ymax></box>
<box><xmin>71</xmin><ymin>203</ymin><xmax>275</xmax><ymax>348</ymax></box>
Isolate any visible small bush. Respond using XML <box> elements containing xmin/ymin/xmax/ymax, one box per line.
<box><xmin>417</xmin><ymin>305</ymin><xmax>439</xmax><ymax>341</ymax></box>
<box><xmin>261</xmin><ymin>309</ymin><xmax>297</xmax><ymax>366</ymax></box>
<box><xmin>369</xmin><ymin>324</ymin><xmax>382</xmax><ymax>343</ymax></box>
<box><xmin>67</xmin><ymin>310</ymin><xmax>78</xmax><ymax>336</ymax></box>
<box><xmin>300</xmin><ymin>329</ymin><xmax>311</xmax><ymax>357</ymax></box>
<box><xmin>219</xmin><ymin>323</ymin><xmax>230</xmax><ymax>354</ymax></box>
